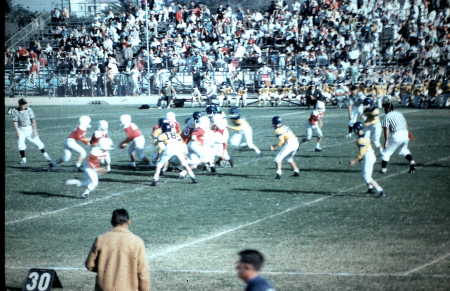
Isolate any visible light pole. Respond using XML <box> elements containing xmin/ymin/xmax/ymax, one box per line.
<box><xmin>145</xmin><ymin>0</ymin><xmax>151</xmax><ymax>97</ymax></box>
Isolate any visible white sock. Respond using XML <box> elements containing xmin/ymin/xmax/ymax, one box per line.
<box><xmin>76</xmin><ymin>161</ymin><xmax>82</xmax><ymax>168</ymax></box>
<box><xmin>276</xmin><ymin>169</ymin><xmax>282</xmax><ymax>175</ymax></box>
<box><xmin>65</xmin><ymin>179</ymin><xmax>81</xmax><ymax>187</ymax></box>
<box><xmin>43</xmin><ymin>152</ymin><xmax>52</xmax><ymax>161</ymax></box>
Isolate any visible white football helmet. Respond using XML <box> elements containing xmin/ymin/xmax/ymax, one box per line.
<box><xmin>166</xmin><ymin>112</ymin><xmax>176</xmax><ymax>122</ymax></box>
<box><xmin>198</xmin><ymin>116</ymin><xmax>210</xmax><ymax>130</ymax></box>
<box><xmin>98</xmin><ymin>137</ymin><xmax>114</xmax><ymax>151</ymax></box>
<box><xmin>312</xmin><ymin>110</ymin><xmax>320</xmax><ymax>116</ymax></box>
<box><xmin>79</xmin><ymin>115</ymin><xmax>91</xmax><ymax>128</ymax></box>
<box><xmin>98</xmin><ymin>120</ymin><xmax>108</xmax><ymax>131</ymax></box>
<box><xmin>120</xmin><ymin>114</ymin><xmax>132</xmax><ymax>127</ymax></box>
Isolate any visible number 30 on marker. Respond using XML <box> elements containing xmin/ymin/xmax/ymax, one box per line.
<box><xmin>22</xmin><ymin>269</ymin><xmax>63</xmax><ymax>291</ymax></box>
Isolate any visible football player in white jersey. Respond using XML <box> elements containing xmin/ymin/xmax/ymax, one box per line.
<box><xmin>11</xmin><ymin>98</ymin><xmax>55</xmax><ymax>167</ymax></box>
<box><xmin>347</xmin><ymin>91</ymin><xmax>365</xmax><ymax>138</ymax></box>
<box><xmin>65</xmin><ymin>137</ymin><xmax>114</xmax><ymax>198</ymax></box>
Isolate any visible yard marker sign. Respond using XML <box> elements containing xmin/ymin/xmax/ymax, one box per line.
<box><xmin>22</xmin><ymin>269</ymin><xmax>62</xmax><ymax>291</ymax></box>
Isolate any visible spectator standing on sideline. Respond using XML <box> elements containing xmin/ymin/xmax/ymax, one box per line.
<box><xmin>85</xmin><ymin>208</ymin><xmax>151</xmax><ymax>291</ymax></box>
<box><xmin>236</xmin><ymin>249</ymin><xmax>275</xmax><ymax>291</ymax></box>
<box><xmin>157</xmin><ymin>81</ymin><xmax>176</xmax><ymax>109</ymax></box>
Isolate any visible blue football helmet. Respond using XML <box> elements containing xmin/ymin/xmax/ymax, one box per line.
<box><xmin>161</xmin><ymin>122</ymin><xmax>172</xmax><ymax>133</ymax></box>
<box><xmin>352</xmin><ymin>122</ymin><xmax>365</xmax><ymax>137</ymax></box>
<box><xmin>272</xmin><ymin>116</ymin><xmax>282</xmax><ymax>127</ymax></box>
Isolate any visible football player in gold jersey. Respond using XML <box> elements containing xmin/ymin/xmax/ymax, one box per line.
<box><xmin>270</xmin><ymin>116</ymin><xmax>300</xmax><ymax>179</ymax></box>
<box><xmin>349</xmin><ymin>122</ymin><xmax>384</xmax><ymax>197</ymax></box>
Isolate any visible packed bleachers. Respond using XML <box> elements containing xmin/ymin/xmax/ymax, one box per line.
<box><xmin>4</xmin><ymin>0</ymin><xmax>450</xmax><ymax>108</ymax></box>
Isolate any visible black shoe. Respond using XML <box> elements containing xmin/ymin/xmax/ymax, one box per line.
<box><xmin>275</xmin><ymin>174</ymin><xmax>281</xmax><ymax>179</ymax></box>
<box><xmin>376</xmin><ymin>190</ymin><xmax>385</xmax><ymax>198</ymax></box>
<box><xmin>292</xmin><ymin>172</ymin><xmax>300</xmax><ymax>177</ymax></box>
<box><xmin>367</xmin><ymin>188</ymin><xmax>375</xmax><ymax>194</ymax></box>
<box><xmin>77</xmin><ymin>167</ymin><xmax>83</xmax><ymax>172</ymax></box>
<box><xmin>151</xmin><ymin>180</ymin><xmax>159</xmax><ymax>186</ymax></box>
<box><xmin>314</xmin><ymin>148</ymin><xmax>322</xmax><ymax>152</ymax></box>
<box><xmin>191</xmin><ymin>178</ymin><xmax>198</xmax><ymax>184</ymax></box>
<box><xmin>210</xmin><ymin>166</ymin><xmax>216</xmax><ymax>173</ymax></box>
<box><xmin>408</xmin><ymin>164</ymin><xmax>416</xmax><ymax>174</ymax></box>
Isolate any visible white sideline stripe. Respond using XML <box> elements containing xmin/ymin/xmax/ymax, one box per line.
<box><xmin>6</xmin><ymin>266</ymin><xmax>450</xmax><ymax>278</ymax></box>
<box><xmin>5</xmin><ymin>186</ymin><xmax>147</xmax><ymax>226</ymax></box>
<box><xmin>402</xmin><ymin>252</ymin><xmax>450</xmax><ymax>275</ymax></box>
<box><xmin>147</xmin><ymin>155</ymin><xmax>450</xmax><ymax>260</ymax></box>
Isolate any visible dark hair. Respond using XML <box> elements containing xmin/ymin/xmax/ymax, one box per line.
<box><xmin>238</xmin><ymin>249</ymin><xmax>265</xmax><ymax>271</ymax></box>
<box><xmin>111</xmin><ymin>208</ymin><xmax>129</xmax><ymax>226</ymax></box>
<box><xmin>18</xmin><ymin>98</ymin><xmax>28</xmax><ymax>105</ymax></box>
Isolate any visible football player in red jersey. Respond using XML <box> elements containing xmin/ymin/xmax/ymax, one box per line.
<box><xmin>65</xmin><ymin>137</ymin><xmax>114</xmax><ymax>198</ymax></box>
<box><xmin>90</xmin><ymin>120</ymin><xmax>112</xmax><ymax>172</ymax></box>
<box><xmin>119</xmin><ymin>114</ymin><xmax>151</xmax><ymax>169</ymax></box>
<box><xmin>185</xmin><ymin>116</ymin><xmax>216</xmax><ymax>173</ymax></box>
<box><xmin>301</xmin><ymin>110</ymin><xmax>323</xmax><ymax>152</ymax></box>
<box><xmin>56</xmin><ymin>115</ymin><xmax>91</xmax><ymax>171</ymax></box>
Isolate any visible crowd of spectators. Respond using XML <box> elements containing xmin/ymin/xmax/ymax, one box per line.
<box><xmin>4</xmin><ymin>0</ymin><xmax>450</xmax><ymax>105</ymax></box>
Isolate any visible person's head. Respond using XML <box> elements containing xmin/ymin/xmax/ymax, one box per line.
<box><xmin>382</xmin><ymin>98</ymin><xmax>394</xmax><ymax>113</ymax></box>
<box><xmin>111</xmin><ymin>208</ymin><xmax>130</xmax><ymax>227</ymax></box>
<box><xmin>18</xmin><ymin>98</ymin><xmax>28</xmax><ymax>110</ymax></box>
<box><xmin>236</xmin><ymin>249</ymin><xmax>265</xmax><ymax>282</ymax></box>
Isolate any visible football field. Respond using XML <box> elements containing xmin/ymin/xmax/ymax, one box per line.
<box><xmin>4</xmin><ymin>105</ymin><xmax>450</xmax><ymax>290</ymax></box>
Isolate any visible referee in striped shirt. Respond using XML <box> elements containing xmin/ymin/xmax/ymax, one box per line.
<box><xmin>380</xmin><ymin>99</ymin><xmax>416</xmax><ymax>174</ymax></box>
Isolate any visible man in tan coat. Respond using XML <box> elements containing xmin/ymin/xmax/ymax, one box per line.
<box><xmin>85</xmin><ymin>208</ymin><xmax>150</xmax><ymax>291</ymax></box>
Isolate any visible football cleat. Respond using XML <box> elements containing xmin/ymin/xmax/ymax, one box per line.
<box><xmin>376</xmin><ymin>190</ymin><xmax>385</xmax><ymax>198</ymax></box>
<box><xmin>77</xmin><ymin>166</ymin><xmax>83</xmax><ymax>172</ymax></box>
<box><xmin>367</xmin><ymin>188</ymin><xmax>375</xmax><ymax>194</ymax></box>
<box><xmin>179</xmin><ymin>170</ymin><xmax>187</xmax><ymax>178</ymax></box>
<box><xmin>129</xmin><ymin>162</ymin><xmax>137</xmax><ymax>169</ymax></box>
<box><xmin>408</xmin><ymin>164</ymin><xmax>416</xmax><ymax>174</ymax></box>
<box><xmin>314</xmin><ymin>148</ymin><xmax>322</xmax><ymax>152</ymax></box>
<box><xmin>80</xmin><ymin>190</ymin><xmax>90</xmax><ymax>199</ymax></box>
<box><xmin>346</xmin><ymin>133</ymin><xmax>352</xmax><ymax>139</ymax></box>
<box><xmin>151</xmin><ymin>180</ymin><xmax>159</xmax><ymax>186</ymax></box>
<box><xmin>292</xmin><ymin>171</ymin><xmax>300</xmax><ymax>177</ymax></box>
<box><xmin>275</xmin><ymin>174</ymin><xmax>281</xmax><ymax>179</ymax></box>
<box><xmin>48</xmin><ymin>161</ymin><xmax>56</xmax><ymax>169</ymax></box>
<box><xmin>210</xmin><ymin>166</ymin><xmax>216</xmax><ymax>173</ymax></box>
<box><xmin>191</xmin><ymin>178</ymin><xmax>198</xmax><ymax>184</ymax></box>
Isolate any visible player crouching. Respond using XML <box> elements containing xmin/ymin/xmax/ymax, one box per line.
<box><xmin>270</xmin><ymin>116</ymin><xmax>300</xmax><ymax>179</ymax></box>
<box><xmin>65</xmin><ymin>137</ymin><xmax>114</xmax><ymax>199</ymax></box>
<box><xmin>152</xmin><ymin>123</ymin><xmax>197</xmax><ymax>186</ymax></box>
<box><xmin>349</xmin><ymin>122</ymin><xmax>384</xmax><ymax>197</ymax></box>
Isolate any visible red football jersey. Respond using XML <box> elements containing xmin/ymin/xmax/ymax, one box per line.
<box><xmin>124</xmin><ymin>123</ymin><xmax>142</xmax><ymax>140</ymax></box>
<box><xmin>190</xmin><ymin>128</ymin><xmax>206</xmax><ymax>145</ymax></box>
<box><xmin>68</xmin><ymin>127</ymin><xmax>87</xmax><ymax>141</ymax></box>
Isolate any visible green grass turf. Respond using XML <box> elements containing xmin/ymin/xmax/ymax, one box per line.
<box><xmin>4</xmin><ymin>105</ymin><xmax>450</xmax><ymax>290</ymax></box>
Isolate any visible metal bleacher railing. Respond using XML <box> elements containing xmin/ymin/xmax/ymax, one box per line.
<box><xmin>6</xmin><ymin>13</ymin><xmax>51</xmax><ymax>50</ymax></box>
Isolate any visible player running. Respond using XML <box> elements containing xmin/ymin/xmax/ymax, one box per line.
<box><xmin>56</xmin><ymin>115</ymin><xmax>92</xmax><ymax>171</ymax></box>
<box><xmin>65</xmin><ymin>137</ymin><xmax>114</xmax><ymax>199</ymax></box>
<box><xmin>119</xmin><ymin>114</ymin><xmax>151</xmax><ymax>169</ymax></box>
<box><xmin>270</xmin><ymin>116</ymin><xmax>300</xmax><ymax>179</ymax></box>
<box><xmin>349</xmin><ymin>122</ymin><xmax>384</xmax><ymax>197</ymax></box>
<box><xmin>152</xmin><ymin>123</ymin><xmax>197</xmax><ymax>186</ymax></box>
<box><xmin>228</xmin><ymin>107</ymin><xmax>262</xmax><ymax>155</ymax></box>
<box><xmin>90</xmin><ymin>120</ymin><xmax>112</xmax><ymax>172</ymax></box>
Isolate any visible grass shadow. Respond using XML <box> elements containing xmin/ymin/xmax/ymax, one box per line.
<box><xmin>233</xmin><ymin>188</ymin><xmax>374</xmax><ymax>198</ymax></box>
<box><xmin>20</xmin><ymin>191</ymin><xmax>79</xmax><ymax>199</ymax></box>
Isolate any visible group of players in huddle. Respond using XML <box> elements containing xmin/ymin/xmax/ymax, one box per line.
<box><xmin>12</xmin><ymin>85</ymin><xmax>416</xmax><ymax>199</ymax></box>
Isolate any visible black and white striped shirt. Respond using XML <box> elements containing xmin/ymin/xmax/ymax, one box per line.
<box><xmin>382</xmin><ymin>111</ymin><xmax>407</xmax><ymax>133</ymax></box>
<box><xmin>12</xmin><ymin>107</ymin><xmax>35</xmax><ymax>127</ymax></box>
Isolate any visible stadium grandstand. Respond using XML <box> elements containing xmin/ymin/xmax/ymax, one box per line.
<box><xmin>4</xmin><ymin>0</ymin><xmax>450</xmax><ymax>108</ymax></box>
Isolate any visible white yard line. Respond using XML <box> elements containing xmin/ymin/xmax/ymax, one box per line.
<box><xmin>147</xmin><ymin>155</ymin><xmax>450</xmax><ymax>260</ymax></box>
<box><xmin>401</xmin><ymin>252</ymin><xmax>450</xmax><ymax>276</ymax></box>
<box><xmin>5</xmin><ymin>185</ymin><xmax>147</xmax><ymax>226</ymax></box>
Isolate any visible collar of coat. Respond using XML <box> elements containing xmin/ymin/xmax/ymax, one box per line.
<box><xmin>112</xmin><ymin>225</ymin><xmax>130</xmax><ymax>233</ymax></box>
